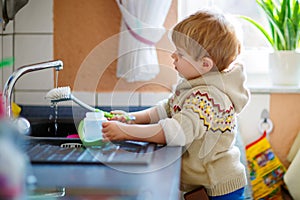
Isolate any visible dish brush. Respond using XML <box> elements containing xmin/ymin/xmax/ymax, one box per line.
<box><xmin>45</xmin><ymin>86</ymin><xmax>135</xmax><ymax>121</ymax></box>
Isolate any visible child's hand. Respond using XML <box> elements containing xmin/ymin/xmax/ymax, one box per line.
<box><xmin>109</xmin><ymin>110</ymin><xmax>135</xmax><ymax>124</ymax></box>
<box><xmin>102</xmin><ymin>121</ymin><xmax>129</xmax><ymax>141</ymax></box>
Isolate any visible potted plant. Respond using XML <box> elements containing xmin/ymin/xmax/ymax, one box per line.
<box><xmin>240</xmin><ymin>0</ymin><xmax>300</xmax><ymax>86</ymax></box>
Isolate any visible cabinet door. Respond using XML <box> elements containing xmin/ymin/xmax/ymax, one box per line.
<box><xmin>269</xmin><ymin>94</ymin><xmax>300</xmax><ymax>167</ymax></box>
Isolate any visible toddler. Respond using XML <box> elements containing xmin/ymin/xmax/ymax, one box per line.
<box><xmin>102</xmin><ymin>9</ymin><xmax>250</xmax><ymax>200</ymax></box>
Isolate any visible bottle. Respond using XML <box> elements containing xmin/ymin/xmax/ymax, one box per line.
<box><xmin>83</xmin><ymin>111</ymin><xmax>107</xmax><ymax>141</ymax></box>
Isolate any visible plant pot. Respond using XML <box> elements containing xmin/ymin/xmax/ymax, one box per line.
<box><xmin>269</xmin><ymin>51</ymin><xmax>300</xmax><ymax>86</ymax></box>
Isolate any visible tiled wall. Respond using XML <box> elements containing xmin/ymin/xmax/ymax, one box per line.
<box><xmin>0</xmin><ymin>0</ymin><xmax>172</xmax><ymax>108</ymax></box>
<box><xmin>1</xmin><ymin>0</ymin><xmax>54</xmax><ymax>106</ymax></box>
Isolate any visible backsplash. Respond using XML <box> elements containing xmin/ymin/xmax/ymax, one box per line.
<box><xmin>15</xmin><ymin>90</ymin><xmax>171</xmax><ymax>107</ymax></box>
<box><xmin>0</xmin><ymin>0</ymin><xmax>54</xmax><ymax>102</ymax></box>
<box><xmin>0</xmin><ymin>0</ymin><xmax>175</xmax><ymax>107</ymax></box>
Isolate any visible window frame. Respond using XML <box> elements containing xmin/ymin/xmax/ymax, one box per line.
<box><xmin>177</xmin><ymin>0</ymin><xmax>272</xmax><ymax>75</ymax></box>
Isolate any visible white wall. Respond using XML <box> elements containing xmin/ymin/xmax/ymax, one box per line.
<box><xmin>238</xmin><ymin>94</ymin><xmax>270</xmax><ymax>145</ymax></box>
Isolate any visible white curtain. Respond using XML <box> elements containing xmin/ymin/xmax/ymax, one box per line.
<box><xmin>116</xmin><ymin>0</ymin><xmax>172</xmax><ymax>82</ymax></box>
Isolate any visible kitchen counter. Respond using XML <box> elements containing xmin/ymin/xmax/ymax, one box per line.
<box><xmin>18</xmin><ymin>109</ymin><xmax>182</xmax><ymax>199</ymax></box>
<box><xmin>28</xmin><ymin>145</ymin><xmax>182</xmax><ymax>199</ymax></box>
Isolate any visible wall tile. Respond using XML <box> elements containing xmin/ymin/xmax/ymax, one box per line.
<box><xmin>14</xmin><ymin>90</ymin><xmax>95</xmax><ymax>107</ymax></box>
<box><xmin>14</xmin><ymin>35</ymin><xmax>53</xmax><ymax>67</ymax></box>
<box><xmin>14</xmin><ymin>34</ymin><xmax>54</xmax><ymax>90</ymax></box>
<box><xmin>97</xmin><ymin>92</ymin><xmax>139</xmax><ymax>107</ymax></box>
<box><xmin>2</xmin><ymin>21</ymin><xmax>14</xmax><ymax>34</ymax></box>
<box><xmin>2</xmin><ymin>35</ymin><xmax>13</xmax><ymax>88</ymax></box>
<box><xmin>15</xmin><ymin>91</ymin><xmax>51</xmax><ymax>105</ymax></box>
<box><xmin>72</xmin><ymin>91</ymin><xmax>97</xmax><ymax>107</ymax></box>
<box><xmin>15</xmin><ymin>0</ymin><xmax>53</xmax><ymax>33</ymax></box>
<box><xmin>140</xmin><ymin>92</ymin><xmax>171</xmax><ymax>106</ymax></box>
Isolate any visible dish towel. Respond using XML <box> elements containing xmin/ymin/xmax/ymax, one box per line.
<box><xmin>116</xmin><ymin>0</ymin><xmax>172</xmax><ymax>82</ymax></box>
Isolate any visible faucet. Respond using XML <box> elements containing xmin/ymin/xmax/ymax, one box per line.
<box><xmin>2</xmin><ymin>60</ymin><xmax>63</xmax><ymax>118</ymax></box>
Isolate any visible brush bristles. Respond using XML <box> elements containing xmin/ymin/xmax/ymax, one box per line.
<box><xmin>45</xmin><ymin>86</ymin><xmax>71</xmax><ymax>101</ymax></box>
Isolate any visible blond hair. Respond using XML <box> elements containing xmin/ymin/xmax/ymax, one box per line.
<box><xmin>172</xmin><ymin>9</ymin><xmax>241</xmax><ymax>71</ymax></box>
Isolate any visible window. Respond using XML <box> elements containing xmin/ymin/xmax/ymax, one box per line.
<box><xmin>178</xmin><ymin>0</ymin><xmax>271</xmax><ymax>74</ymax></box>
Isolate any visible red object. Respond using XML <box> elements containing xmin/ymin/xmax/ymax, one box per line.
<box><xmin>67</xmin><ymin>134</ymin><xmax>80</xmax><ymax>139</ymax></box>
<box><xmin>245</xmin><ymin>131</ymin><xmax>267</xmax><ymax>149</ymax></box>
<box><xmin>0</xmin><ymin>93</ymin><xmax>5</xmax><ymax>118</ymax></box>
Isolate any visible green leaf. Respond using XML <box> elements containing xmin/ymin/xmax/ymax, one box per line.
<box><xmin>259</xmin><ymin>0</ymin><xmax>288</xmax><ymax>49</ymax></box>
<box><xmin>241</xmin><ymin>0</ymin><xmax>299</xmax><ymax>50</ymax></box>
<box><xmin>292</xmin><ymin>0</ymin><xmax>300</xmax><ymax>48</ymax></box>
<box><xmin>239</xmin><ymin>15</ymin><xmax>274</xmax><ymax>47</ymax></box>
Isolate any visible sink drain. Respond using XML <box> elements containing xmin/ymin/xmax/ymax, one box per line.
<box><xmin>60</xmin><ymin>143</ymin><xmax>82</xmax><ymax>148</ymax></box>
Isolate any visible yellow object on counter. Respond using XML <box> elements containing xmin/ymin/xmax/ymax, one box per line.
<box><xmin>12</xmin><ymin>102</ymin><xmax>21</xmax><ymax>118</ymax></box>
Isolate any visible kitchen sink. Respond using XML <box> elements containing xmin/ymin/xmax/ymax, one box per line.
<box><xmin>23</xmin><ymin>118</ymin><xmax>157</xmax><ymax>165</ymax></box>
<box><xmin>29</xmin><ymin>118</ymin><xmax>79</xmax><ymax>138</ymax></box>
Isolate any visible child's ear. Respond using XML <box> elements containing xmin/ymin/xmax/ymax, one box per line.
<box><xmin>201</xmin><ymin>57</ymin><xmax>214</xmax><ymax>73</ymax></box>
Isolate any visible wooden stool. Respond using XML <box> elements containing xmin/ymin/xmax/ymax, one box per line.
<box><xmin>184</xmin><ymin>186</ymin><xmax>209</xmax><ymax>200</ymax></box>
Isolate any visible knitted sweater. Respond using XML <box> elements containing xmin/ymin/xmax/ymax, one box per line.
<box><xmin>155</xmin><ymin>63</ymin><xmax>250</xmax><ymax>196</ymax></box>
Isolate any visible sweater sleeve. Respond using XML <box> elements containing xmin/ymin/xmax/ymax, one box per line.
<box><xmin>158</xmin><ymin>118</ymin><xmax>186</xmax><ymax>146</ymax></box>
<box><xmin>154</xmin><ymin>98</ymin><xmax>172</xmax><ymax>119</ymax></box>
<box><xmin>158</xmin><ymin>108</ymin><xmax>206</xmax><ymax>146</ymax></box>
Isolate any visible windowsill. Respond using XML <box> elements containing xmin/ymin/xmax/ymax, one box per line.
<box><xmin>246</xmin><ymin>73</ymin><xmax>300</xmax><ymax>94</ymax></box>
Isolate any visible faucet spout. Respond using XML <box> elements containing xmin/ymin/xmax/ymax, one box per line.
<box><xmin>2</xmin><ymin>60</ymin><xmax>63</xmax><ymax>117</ymax></box>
